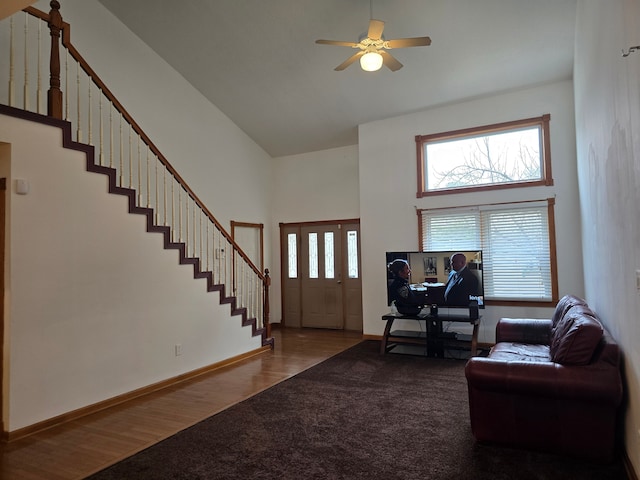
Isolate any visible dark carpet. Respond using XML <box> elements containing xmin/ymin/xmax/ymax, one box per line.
<box><xmin>87</xmin><ymin>341</ymin><xmax>628</xmax><ymax>480</ymax></box>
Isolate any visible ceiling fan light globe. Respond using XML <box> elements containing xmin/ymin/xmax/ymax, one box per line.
<box><xmin>360</xmin><ymin>51</ymin><xmax>383</xmax><ymax>71</ymax></box>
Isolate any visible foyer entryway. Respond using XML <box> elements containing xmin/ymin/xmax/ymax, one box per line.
<box><xmin>280</xmin><ymin>220</ymin><xmax>362</xmax><ymax>331</ymax></box>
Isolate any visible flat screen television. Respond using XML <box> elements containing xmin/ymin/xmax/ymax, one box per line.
<box><xmin>386</xmin><ymin>250</ymin><xmax>484</xmax><ymax>310</ymax></box>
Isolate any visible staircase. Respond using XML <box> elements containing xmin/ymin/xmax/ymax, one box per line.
<box><xmin>1</xmin><ymin>3</ymin><xmax>273</xmax><ymax>347</ymax></box>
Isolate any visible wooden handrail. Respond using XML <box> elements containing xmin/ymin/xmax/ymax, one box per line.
<box><xmin>28</xmin><ymin>1</ymin><xmax>264</xmax><ymax>281</ymax></box>
<box><xmin>13</xmin><ymin>2</ymin><xmax>270</xmax><ymax>337</ymax></box>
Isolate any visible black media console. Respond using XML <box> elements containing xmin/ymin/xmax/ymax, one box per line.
<box><xmin>380</xmin><ymin>310</ymin><xmax>481</xmax><ymax>358</ymax></box>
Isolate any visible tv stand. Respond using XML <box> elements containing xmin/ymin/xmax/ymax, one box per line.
<box><xmin>380</xmin><ymin>311</ymin><xmax>480</xmax><ymax>358</ymax></box>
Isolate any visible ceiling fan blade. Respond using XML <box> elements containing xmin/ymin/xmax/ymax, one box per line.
<box><xmin>335</xmin><ymin>51</ymin><xmax>365</xmax><ymax>71</ymax></box>
<box><xmin>315</xmin><ymin>39</ymin><xmax>360</xmax><ymax>48</ymax></box>
<box><xmin>367</xmin><ymin>19</ymin><xmax>385</xmax><ymax>40</ymax></box>
<box><xmin>386</xmin><ymin>36</ymin><xmax>432</xmax><ymax>48</ymax></box>
<box><xmin>380</xmin><ymin>51</ymin><xmax>403</xmax><ymax>71</ymax></box>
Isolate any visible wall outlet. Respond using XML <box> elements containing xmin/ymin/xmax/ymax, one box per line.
<box><xmin>175</xmin><ymin>344</ymin><xmax>182</xmax><ymax>356</ymax></box>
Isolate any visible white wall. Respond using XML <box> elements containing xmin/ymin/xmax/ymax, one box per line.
<box><xmin>4</xmin><ymin>1</ymin><xmax>638</xmax><ymax>468</ymax></box>
<box><xmin>359</xmin><ymin>81</ymin><xmax>583</xmax><ymax>343</ymax></box>
<box><xmin>31</xmin><ymin>0</ymin><xmax>274</xmax><ymax>270</ymax></box>
<box><xmin>575</xmin><ymin>0</ymin><xmax>640</xmax><ymax>473</ymax></box>
<box><xmin>0</xmin><ymin>0</ymin><xmax>275</xmax><ymax>432</ymax></box>
<box><xmin>1</xmin><ymin>115</ymin><xmax>261</xmax><ymax>431</ymax></box>
<box><xmin>270</xmin><ymin>145</ymin><xmax>359</xmax><ymax>322</ymax></box>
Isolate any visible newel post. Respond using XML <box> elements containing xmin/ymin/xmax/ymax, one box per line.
<box><xmin>47</xmin><ymin>0</ymin><xmax>63</xmax><ymax>119</ymax></box>
<box><xmin>264</xmin><ymin>269</ymin><xmax>271</xmax><ymax>339</ymax></box>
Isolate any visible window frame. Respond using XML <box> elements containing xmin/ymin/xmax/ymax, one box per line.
<box><xmin>415</xmin><ymin>114</ymin><xmax>553</xmax><ymax>197</ymax></box>
<box><xmin>418</xmin><ymin>198</ymin><xmax>559</xmax><ymax>307</ymax></box>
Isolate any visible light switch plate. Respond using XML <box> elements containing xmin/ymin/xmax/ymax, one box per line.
<box><xmin>16</xmin><ymin>179</ymin><xmax>29</xmax><ymax>195</ymax></box>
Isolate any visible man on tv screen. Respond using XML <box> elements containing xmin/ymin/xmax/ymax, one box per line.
<box><xmin>444</xmin><ymin>253</ymin><xmax>480</xmax><ymax>306</ymax></box>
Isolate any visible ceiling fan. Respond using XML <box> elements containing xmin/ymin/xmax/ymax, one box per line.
<box><xmin>315</xmin><ymin>17</ymin><xmax>431</xmax><ymax>72</ymax></box>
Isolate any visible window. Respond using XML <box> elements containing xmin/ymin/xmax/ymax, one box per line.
<box><xmin>308</xmin><ymin>233</ymin><xmax>318</xmax><ymax>279</ymax></box>
<box><xmin>419</xmin><ymin>199</ymin><xmax>558</xmax><ymax>304</ymax></box>
<box><xmin>415</xmin><ymin>115</ymin><xmax>552</xmax><ymax>197</ymax></box>
<box><xmin>287</xmin><ymin>233</ymin><xmax>297</xmax><ymax>278</ymax></box>
<box><xmin>324</xmin><ymin>232</ymin><xmax>335</xmax><ymax>279</ymax></box>
<box><xmin>347</xmin><ymin>230</ymin><xmax>359</xmax><ymax>278</ymax></box>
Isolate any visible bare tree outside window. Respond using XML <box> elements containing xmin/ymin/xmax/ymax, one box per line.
<box><xmin>427</xmin><ymin>128</ymin><xmax>541</xmax><ymax>190</ymax></box>
<box><xmin>415</xmin><ymin>115</ymin><xmax>552</xmax><ymax>197</ymax></box>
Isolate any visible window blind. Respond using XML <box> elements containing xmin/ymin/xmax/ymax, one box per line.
<box><xmin>421</xmin><ymin>209</ymin><xmax>480</xmax><ymax>251</ymax></box>
<box><xmin>421</xmin><ymin>201</ymin><xmax>552</xmax><ymax>301</ymax></box>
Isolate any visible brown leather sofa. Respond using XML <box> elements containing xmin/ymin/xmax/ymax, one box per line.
<box><xmin>464</xmin><ymin>295</ymin><xmax>623</xmax><ymax>462</ymax></box>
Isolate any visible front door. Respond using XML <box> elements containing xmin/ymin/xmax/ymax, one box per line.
<box><xmin>300</xmin><ymin>224</ymin><xmax>343</xmax><ymax>328</ymax></box>
<box><xmin>280</xmin><ymin>220</ymin><xmax>362</xmax><ymax>331</ymax></box>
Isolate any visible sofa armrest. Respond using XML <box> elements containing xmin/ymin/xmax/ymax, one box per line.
<box><xmin>496</xmin><ymin>318</ymin><xmax>552</xmax><ymax>344</ymax></box>
<box><xmin>465</xmin><ymin>357</ymin><xmax>622</xmax><ymax>405</ymax></box>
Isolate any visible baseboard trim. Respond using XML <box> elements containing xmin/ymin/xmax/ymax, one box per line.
<box><xmin>2</xmin><ymin>344</ymin><xmax>271</xmax><ymax>443</ymax></box>
<box><xmin>362</xmin><ymin>334</ymin><xmax>382</xmax><ymax>341</ymax></box>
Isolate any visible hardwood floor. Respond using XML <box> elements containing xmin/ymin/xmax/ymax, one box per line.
<box><xmin>0</xmin><ymin>328</ymin><xmax>363</xmax><ymax>480</ymax></box>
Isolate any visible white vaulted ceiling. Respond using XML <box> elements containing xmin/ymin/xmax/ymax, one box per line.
<box><xmin>96</xmin><ymin>0</ymin><xmax>577</xmax><ymax>158</ymax></box>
